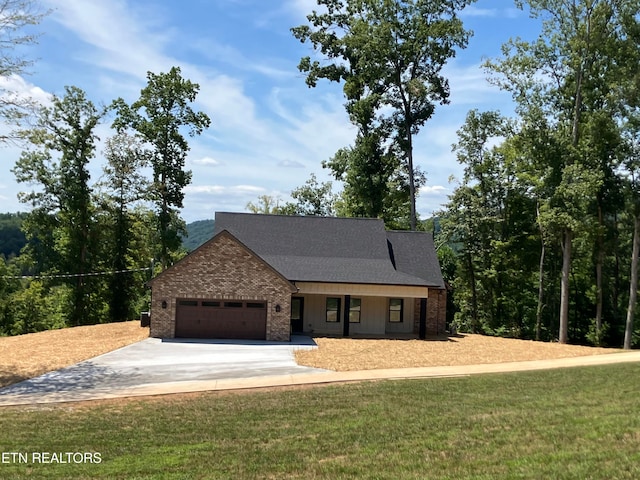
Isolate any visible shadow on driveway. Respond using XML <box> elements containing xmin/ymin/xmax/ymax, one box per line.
<box><xmin>0</xmin><ymin>336</ymin><xmax>327</xmax><ymax>403</ymax></box>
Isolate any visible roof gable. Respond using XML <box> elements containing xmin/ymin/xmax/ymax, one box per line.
<box><xmin>149</xmin><ymin>229</ymin><xmax>297</xmax><ymax>292</ymax></box>
<box><xmin>386</xmin><ymin>230</ymin><xmax>445</xmax><ymax>288</ymax></box>
<box><xmin>214</xmin><ymin>212</ymin><xmax>444</xmax><ymax>288</ymax></box>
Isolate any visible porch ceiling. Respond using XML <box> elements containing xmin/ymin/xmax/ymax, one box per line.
<box><xmin>293</xmin><ymin>282</ymin><xmax>430</xmax><ymax>298</ymax></box>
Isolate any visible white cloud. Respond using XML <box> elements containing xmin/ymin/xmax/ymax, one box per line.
<box><xmin>278</xmin><ymin>159</ymin><xmax>305</xmax><ymax>168</ymax></box>
<box><xmin>285</xmin><ymin>0</ymin><xmax>325</xmax><ymax>20</ymax></box>
<box><xmin>461</xmin><ymin>6</ymin><xmax>499</xmax><ymax>17</ymax></box>
<box><xmin>192</xmin><ymin>156</ymin><xmax>222</xmax><ymax>167</ymax></box>
<box><xmin>44</xmin><ymin>0</ymin><xmax>171</xmax><ymax>80</ymax></box>
<box><xmin>462</xmin><ymin>6</ymin><xmax>522</xmax><ymax>19</ymax></box>
<box><xmin>185</xmin><ymin>185</ymin><xmax>266</xmax><ymax>196</ymax></box>
<box><xmin>421</xmin><ymin>185</ymin><xmax>448</xmax><ymax>196</ymax></box>
<box><xmin>0</xmin><ymin>75</ymin><xmax>51</xmax><ymax>106</ymax></box>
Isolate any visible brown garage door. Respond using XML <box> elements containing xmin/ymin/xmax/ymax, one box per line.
<box><xmin>175</xmin><ymin>299</ymin><xmax>267</xmax><ymax>340</ymax></box>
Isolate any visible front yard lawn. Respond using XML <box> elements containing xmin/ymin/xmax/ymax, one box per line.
<box><xmin>1</xmin><ymin>363</ymin><xmax>639</xmax><ymax>479</ymax></box>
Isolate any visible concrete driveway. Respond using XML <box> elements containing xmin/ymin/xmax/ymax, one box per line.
<box><xmin>0</xmin><ymin>336</ymin><xmax>328</xmax><ymax>405</ymax></box>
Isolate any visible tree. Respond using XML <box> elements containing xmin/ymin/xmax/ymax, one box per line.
<box><xmin>619</xmin><ymin>6</ymin><xmax>640</xmax><ymax>349</ymax></box>
<box><xmin>288</xmin><ymin>174</ymin><xmax>337</xmax><ymax>216</ymax></box>
<box><xmin>113</xmin><ymin>67</ymin><xmax>211</xmax><ymax>270</ymax></box>
<box><xmin>13</xmin><ymin>85</ymin><xmax>105</xmax><ymax>326</ymax></box>
<box><xmin>100</xmin><ymin>132</ymin><xmax>151</xmax><ymax>322</ymax></box>
<box><xmin>293</xmin><ymin>0</ymin><xmax>473</xmax><ymax>230</ymax></box>
<box><xmin>0</xmin><ymin>0</ymin><xmax>48</xmax><ymax>142</ymax></box>
<box><xmin>246</xmin><ymin>195</ymin><xmax>285</xmax><ymax>214</ymax></box>
<box><xmin>485</xmin><ymin>0</ymin><xmax>632</xmax><ymax>343</ymax></box>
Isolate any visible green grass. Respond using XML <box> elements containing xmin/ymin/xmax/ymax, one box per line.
<box><xmin>1</xmin><ymin>364</ymin><xmax>640</xmax><ymax>479</ymax></box>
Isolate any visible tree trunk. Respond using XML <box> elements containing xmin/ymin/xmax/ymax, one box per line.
<box><xmin>595</xmin><ymin>203</ymin><xmax>604</xmax><ymax>342</ymax></box>
<box><xmin>406</xmin><ymin>126</ymin><xmax>417</xmax><ymax>231</ymax></box>
<box><xmin>559</xmin><ymin>228</ymin><xmax>572</xmax><ymax>344</ymax></box>
<box><xmin>536</xmin><ymin>236</ymin><xmax>545</xmax><ymax>342</ymax></box>
<box><xmin>467</xmin><ymin>252</ymin><xmax>478</xmax><ymax>333</ymax></box>
<box><xmin>536</xmin><ymin>202</ymin><xmax>545</xmax><ymax>341</ymax></box>
<box><xmin>624</xmin><ymin>214</ymin><xmax>640</xmax><ymax>350</ymax></box>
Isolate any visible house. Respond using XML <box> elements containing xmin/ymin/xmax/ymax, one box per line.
<box><xmin>149</xmin><ymin>212</ymin><xmax>446</xmax><ymax>341</ymax></box>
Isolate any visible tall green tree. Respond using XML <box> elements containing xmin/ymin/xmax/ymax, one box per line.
<box><xmin>100</xmin><ymin>132</ymin><xmax>151</xmax><ymax>322</ymax></box>
<box><xmin>486</xmin><ymin>0</ymin><xmax>631</xmax><ymax>343</ymax></box>
<box><xmin>13</xmin><ymin>86</ymin><xmax>105</xmax><ymax>326</ymax></box>
<box><xmin>443</xmin><ymin>110</ymin><xmax>539</xmax><ymax>336</ymax></box>
<box><xmin>293</xmin><ymin>0</ymin><xmax>473</xmax><ymax>230</ymax></box>
<box><xmin>113</xmin><ymin>67</ymin><xmax>211</xmax><ymax>270</ymax></box>
<box><xmin>617</xmin><ymin>5</ymin><xmax>640</xmax><ymax>348</ymax></box>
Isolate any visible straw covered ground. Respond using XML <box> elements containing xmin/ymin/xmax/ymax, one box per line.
<box><xmin>294</xmin><ymin>334</ymin><xmax>617</xmax><ymax>371</ymax></box>
<box><xmin>0</xmin><ymin>321</ymin><xmax>149</xmax><ymax>387</ymax></box>
<box><xmin>0</xmin><ymin>323</ymin><xmax>619</xmax><ymax>388</ymax></box>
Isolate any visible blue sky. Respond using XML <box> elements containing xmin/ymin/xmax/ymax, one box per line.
<box><xmin>0</xmin><ymin>0</ymin><xmax>541</xmax><ymax>223</ymax></box>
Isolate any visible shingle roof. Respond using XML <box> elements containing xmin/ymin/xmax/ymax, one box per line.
<box><xmin>213</xmin><ymin>212</ymin><xmax>444</xmax><ymax>288</ymax></box>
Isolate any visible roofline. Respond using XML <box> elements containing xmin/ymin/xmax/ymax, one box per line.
<box><xmin>290</xmin><ymin>279</ymin><xmax>445</xmax><ymax>289</ymax></box>
<box><xmin>148</xmin><ymin>229</ymin><xmax>298</xmax><ymax>293</ymax></box>
<box><xmin>215</xmin><ymin>211</ymin><xmax>385</xmax><ymax>222</ymax></box>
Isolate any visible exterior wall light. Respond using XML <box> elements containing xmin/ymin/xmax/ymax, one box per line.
<box><xmin>275</xmin><ymin>304</ymin><xmax>281</xmax><ymax>313</ymax></box>
<box><xmin>161</xmin><ymin>300</ymin><xmax>167</xmax><ymax>309</ymax></box>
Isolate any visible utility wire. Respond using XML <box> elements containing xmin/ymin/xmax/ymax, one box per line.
<box><xmin>1</xmin><ymin>267</ymin><xmax>152</xmax><ymax>280</ymax></box>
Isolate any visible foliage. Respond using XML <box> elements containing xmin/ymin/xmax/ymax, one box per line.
<box><xmin>112</xmin><ymin>66</ymin><xmax>211</xmax><ymax>270</ymax></box>
<box><xmin>13</xmin><ymin>86</ymin><xmax>106</xmax><ymax>326</ymax></box>
<box><xmin>246</xmin><ymin>175</ymin><xmax>338</xmax><ymax>217</ymax></box>
<box><xmin>438</xmin><ymin>0</ymin><xmax>640</xmax><ymax>347</ymax></box>
<box><xmin>245</xmin><ymin>195</ymin><xmax>286</xmax><ymax>214</ymax></box>
<box><xmin>293</xmin><ymin>0</ymin><xmax>473</xmax><ymax>230</ymax></box>
<box><xmin>99</xmin><ymin>132</ymin><xmax>151</xmax><ymax>322</ymax></box>
<box><xmin>8</xmin><ymin>280</ymin><xmax>68</xmax><ymax>335</ymax></box>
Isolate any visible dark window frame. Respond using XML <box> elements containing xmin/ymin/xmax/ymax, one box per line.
<box><xmin>178</xmin><ymin>300</ymin><xmax>198</xmax><ymax>307</ymax></box>
<box><xmin>326</xmin><ymin>297</ymin><xmax>341</xmax><ymax>323</ymax></box>
<box><xmin>389</xmin><ymin>298</ymin><xmax>404</xmax><ymax>323</ymax></box>
<box><xmin>349</xmin><ymin>298</ymin><xmax>362</xmax><ymax>323</ymax></box>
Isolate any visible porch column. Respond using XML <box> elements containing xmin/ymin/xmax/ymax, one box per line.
<box><xmin>419</xmin><ymin>298</ymin><xmax>427</xmax><ymax>339</ymax></box>
<box><xmin>343</xmin><ymin>294</ymin><xmax>350</xmax><ymax>337</ymax></box>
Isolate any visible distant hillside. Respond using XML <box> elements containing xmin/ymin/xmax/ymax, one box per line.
<box><xmin>182</xmin><ymin>219</ymin><xmax>215</xmax><ymax>252</ymax></box>
<box><xmin>0</xmin><ymin>213</ymin><xmax>27</xmax><ymax>258</ymax></box>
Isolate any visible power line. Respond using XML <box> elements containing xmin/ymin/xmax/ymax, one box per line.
<box><xmin>1</xmin><ymin>267</ymin><xmax>152</xmax><ymax>280</ymax></box>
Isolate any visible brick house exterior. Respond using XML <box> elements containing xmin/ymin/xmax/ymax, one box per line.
<box><xmin>148</xmin><ymin>213</ymin><xmax>447</xmax><ymax>342</ymax></box>
<box><xmin>149</xmin><ymin>231</ymin><xmax>296</xmax><ymax>341</ymax></box>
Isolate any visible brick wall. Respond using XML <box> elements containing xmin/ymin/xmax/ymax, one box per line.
<box><xmin>412</xmin><ymin>288</ymin><xmax>447</xmax><ymax>336</ymax></box>
<box><xmin>149</xmin><ymin>231</ymin><xmax>296</xmax><ymax>341</ymax></box>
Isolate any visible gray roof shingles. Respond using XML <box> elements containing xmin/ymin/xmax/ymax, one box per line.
<box><xmin>213</xmin><ymin>212</ymin><xmax>444</xmax><ymax>288</ymax></box>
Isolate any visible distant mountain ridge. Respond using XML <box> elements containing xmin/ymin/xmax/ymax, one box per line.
<box><xmin>0</xmin><ymin>213</ymin><xmax>27</xmax><ymax>258</ymax></box>
<box><xmin>182</xmin><ymin>219</ymin><xmax>215</xmax><ymax>252</ymax></box>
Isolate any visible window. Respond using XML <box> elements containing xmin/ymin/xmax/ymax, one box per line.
<box><xmin>178</xmin><ymin>300</ymin><xmax>198</xmax><ymax>307</ymax></box>
<box><xmin>246</xmin><ymin>302</ymin><xmax>266</xmax><ymax>309</ymax></box>
<box><xmin>349</xmin><ymin>298</ymin><xmax>361</xmax><ymax>323</ymax></box>
<box><xmin>224</xmin><ymin>301</ymin><xmax>243</xmax><ymax>308</ymax></box>
<box><xmin>326</xmin><ymin>297</ymin><xmax>341</xmax><ymax>323</ymax></box>
<box><xmin>389</xmin><ymin>298</ymin><xmax>403</xmax><ymax>323</ymax></box>
<box><xmin>202</xmin><ymin>301</ymin><xmax>220</xmax><ymax>307</ymax></box>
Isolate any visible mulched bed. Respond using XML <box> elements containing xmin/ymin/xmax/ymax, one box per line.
<box><xmin>294</xmin><ymin>334</ymin><xmax>618</xmax><ymax>371</ymax></box>
<box><xmin>0</xmin><ymin>323</ymin><xmax>620</xmax><ymax>389</ymax></box>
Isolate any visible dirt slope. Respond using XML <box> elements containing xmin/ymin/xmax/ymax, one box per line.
<box><xmin>0</xmin><ymin>321</ymin><xmax>149</xmax><ymax>387</ymax></box>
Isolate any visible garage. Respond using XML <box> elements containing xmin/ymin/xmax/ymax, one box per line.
<box><xmin>175</xmin><ymin>299</ymin><xmax>267</xmax><ymax>340</ymax></box>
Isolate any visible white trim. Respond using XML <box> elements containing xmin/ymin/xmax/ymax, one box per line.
<box><xmin>294</xmin><ymin>282</ymin><xmax>430</xmax><ymax>298</ymax></box>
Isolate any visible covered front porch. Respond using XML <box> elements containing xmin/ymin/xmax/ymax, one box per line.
<box><xmin>290</xmin><ymin>282</ymin><xmax>436</xmax><ymax>338</ymax></box>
